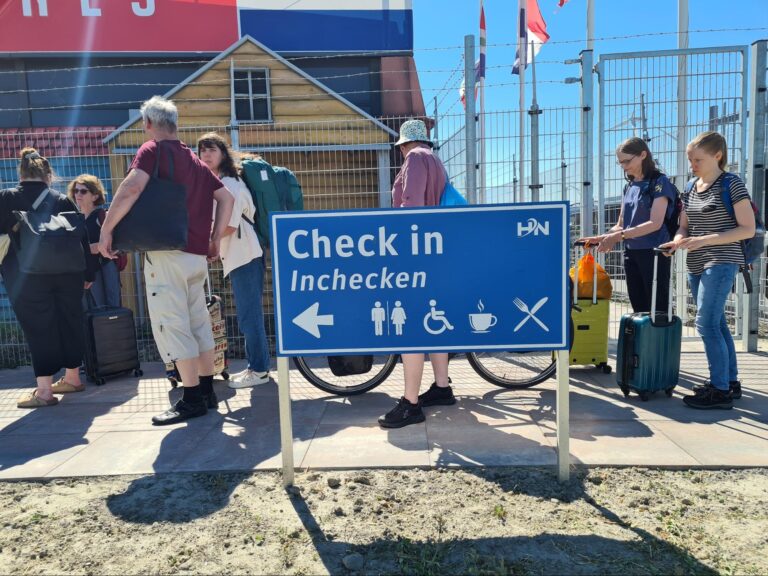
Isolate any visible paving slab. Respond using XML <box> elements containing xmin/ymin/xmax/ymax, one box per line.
<box><xmin>0</xmin><ymin>341</ymin><xmax>766</xmax><ymax>478</ymax></box>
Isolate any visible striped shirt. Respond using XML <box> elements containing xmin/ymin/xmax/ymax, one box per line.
<box><xmin>683</xmin><ymin>173</ymin><xmax>749</xmax><ymax>275</ymax></box>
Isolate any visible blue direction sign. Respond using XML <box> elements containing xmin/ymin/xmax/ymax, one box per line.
<box><xmin>270</xmin><ymin>203</ymin><xmax>569</xmax><ymax>356</ymax></box>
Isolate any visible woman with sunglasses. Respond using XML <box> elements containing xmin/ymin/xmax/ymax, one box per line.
<box><xmin>579</xmin><ymin>137</ymin><xmax>678</xmax><ymax>314</ymax></box>
<box><xmin>67</xmin><ymin>175</ymin><xmax>121</xmax><ymax>308</ymax></box>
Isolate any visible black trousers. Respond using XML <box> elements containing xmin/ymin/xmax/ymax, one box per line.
<box><xmin>624</xmin><ymin>248</ymin><xmax>671</xmax><ymax>315</ymax></box>
<box><xmin>3</xmin><ymin>254</ymin><xmax>85</xmax><ymax>377</ymax></box>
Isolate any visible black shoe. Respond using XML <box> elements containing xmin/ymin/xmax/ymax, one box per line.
<box><xmin>152</xmin><ymin>399</ymin><xmax>207</xmax><ymax>425</ymax></box>
<box><xmin>203</xmin><ymin>391</ymin><xmax>218</xmax><ymax>410</ymax></box>
<box><xmin>378</xmin><ymin>397</ymin><xmax>425</xmax><ymax>428</ymax></box>
<box><xmin>692</xmin><ymin>381</ymin><xmax>742</xmax><ymax>400</ymax></box>
<box><xmin>418</xmin><ymin>380</ymin><xmax>456</xmax><ymax>407</ymax></box>
<box><xmin>683</xmin><ymin>387</ymin><xmax>733</xmax><ymax>410</ymax></box>
<box><xmin>691</xmin><ymin>382</ymin><xmax>712</xmax><ymax>395</ymax></box>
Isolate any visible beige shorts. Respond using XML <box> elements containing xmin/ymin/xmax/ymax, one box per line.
<box><xmin>144</xmin><ymin>251</ymin><xmax>215</xmax><ymax>362</ymax></box>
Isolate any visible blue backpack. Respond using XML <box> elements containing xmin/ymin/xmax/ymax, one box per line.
<box><xmin>440</xmin><ymin>181</ymin><xmax>468</xmax><ymax>206</ymax></box>
<box><xmin>685</xmin><ymin>173</ymin><xmax>766</xmax><ymax>264</ymax></box>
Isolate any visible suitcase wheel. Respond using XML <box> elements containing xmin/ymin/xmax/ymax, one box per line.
<box><xmin>220</xmin><ymin>370</ymin><xmax>230</xmax><ymax>381</ymax></box>
<box><xmin>134</xmin><ymin>369</ymin><xmax>144</xmax><ymax>378</ymax></box>
<box><xmin>665</xmin><ymin>387</ymin><xmax>674</xmax><ymax>397</ymax></box>
<box><xmin>600</xmin><ymin>363</ymin><xmax>612</xmax><ymax>374</ymax></box>
<box><xmin>639</xmin><ymin>391</ymin><xmax>650</xmax><ymax>402</ymax></box>
<box><xmin>619</xmin><ymin>385</ymin><xmax>630</xmax><ymax>398</ymax></box>
<box><xmin>95</xmin><ymin>377</ymin><xmax>106</xmax><ymax>386</ymax></box>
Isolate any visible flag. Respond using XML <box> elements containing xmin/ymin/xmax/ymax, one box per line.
<box><xmin>461</xmin><ymin>2</ymin><xmax>487</xmax><ymax>108</ymax></box>
<box><xmin>512</xmin><ymin>0</ymin><xmax>550</xmax><ymax>75</ymax></box>
<box><xmin>558</xmin><ymin>0</ymin><xmax>569</xmax><ymax>6</ymax></box>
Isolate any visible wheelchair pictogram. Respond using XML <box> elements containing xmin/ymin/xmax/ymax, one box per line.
<box><xmin>423</xmin><ymin>299</ymin><xmax>455</xmax><ymax>335</ymax></box>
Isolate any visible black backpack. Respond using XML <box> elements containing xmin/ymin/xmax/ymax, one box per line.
<box><xmin>12</xmin><ymin>188</ymin><xmax>86</xmax><ymax>275</ymax></box>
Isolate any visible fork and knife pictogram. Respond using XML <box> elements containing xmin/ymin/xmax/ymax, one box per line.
<box><xmin>513</xmin><ymin>297</ymin><xmax>549</xmax><ymax>332</ymax></box>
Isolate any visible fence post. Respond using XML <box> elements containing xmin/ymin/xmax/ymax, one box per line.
<box><xmin>433</xmin><ymin>96</ymin><xmax>440</xmax><ymax>150</ymax></box>
<box><xmin>744</xmin><ymin>40</ymin><xmax>767</xmax><ymax>352</ymax></box>
<box><xmin>464</xmin><ymin>35</ymin><xmax>477</xmax><ymax>205</ymax></box>
<box><xmin>580</xmin><ymin>50</ymin><xmax>595</xmax><ymax>238</ymax></box>
<box><xmin>377</xmin><ymin>150</ymin><xmax>392</xmax><ymax>208</ymax></box>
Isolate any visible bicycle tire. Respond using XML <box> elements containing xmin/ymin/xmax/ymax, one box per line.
<box><xmin>467</xmin><ymin>350</ymin><xmax>557</xmax><ymax>389</ymax></box>
<box><xmin>293</xmin><ymin>354</ymin><xmax>398</xmax><ymax>396</ymax></box>
<box><xmin>467</xmin><ymin>316</ymin><xmax>575</xmax><ymax>389</ymax></box>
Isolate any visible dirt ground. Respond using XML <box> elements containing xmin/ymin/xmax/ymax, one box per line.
<box><xmin>0</xmin><ymin>467</ymin><xmax>766</xmax><ymax>575</ymax></box>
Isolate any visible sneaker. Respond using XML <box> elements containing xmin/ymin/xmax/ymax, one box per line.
<box><xmin>151</xmin><ymin>399</ymin><xmax>207</xmax><ymax>425</ymax></box>
<box><xmin>378</xmin><ymin>397</ymin><xmax>425</xmax><ymax>428</ymax></box>
<box><xmin>203</xmin><ymin>391</ymin><xmax>218</xmax><ymax>410</ymax></box>
<box><xmin>683</xmin><ymin>387</ymin><xmax>733</xmax><ymax>410</ymax></box>
<box><xmin>228</xmin><ymin>370</ymin><xmax>270</xmax><ymax>389</ymax></box>
<box><xmin>692</xmin><ymin>381</ymin><xmax>742</xmax><ymax>399</ymax></box>
<box><xmin>418</xmin><ymin>380</ymin><xmax>456</xmax><ymax>407</ymax></box>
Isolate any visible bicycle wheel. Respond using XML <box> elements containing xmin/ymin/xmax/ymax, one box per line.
<box><xmin>293</xmin><ymin>354</ymin><xmax>398</xmax><ymax>396</ymax></box>
<box><xmin>467</xmin><ymin>350</ymin><xmax>557</xmax><ymax>389</ymax></box>
<box><xmin>467</xmin><ymin>316</ymin><xmax>575</xmax><ymax>389</ymax></box>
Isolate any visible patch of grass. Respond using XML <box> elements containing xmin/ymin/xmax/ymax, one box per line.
<box><xmin>464</xmin><ymin>549</ymin><xmax>530</xmax><ymax>576</ymax></box>
<box><xmin>395</xmin><ymin>537</ymin><xmax>455</xmax><ymax>576</ymax></box>
<box><xmin>492</xmin><ymin>504</ymin><xmax>508</xmax><ymax>524</ymax></box>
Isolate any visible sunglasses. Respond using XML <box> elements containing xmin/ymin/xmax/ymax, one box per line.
<box><xmin>73</xmin><ymin>187</ymin><xmax>91</xmax><ymax>195</ymax></box>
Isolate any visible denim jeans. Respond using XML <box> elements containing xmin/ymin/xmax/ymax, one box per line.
<box><xmin>229</xmin><ymin>257</ymin><xmax>270</xmax><ymax>372</ymax></box>
<box><xmin>688</xmin><ymin>263</ymin><xmax>739</xmax><ymax>391</ymax></box>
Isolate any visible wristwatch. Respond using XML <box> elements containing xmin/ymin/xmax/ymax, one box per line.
<box><xmin>620</xmin><ymin>230</ymin><xmax>626</xmax><ymax>241</ymax></box>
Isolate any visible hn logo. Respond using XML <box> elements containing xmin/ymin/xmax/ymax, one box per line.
<box><xmin>517</xmin><ymin>218</ymin><xmax>550</xmax><ymax>237</ymax></box>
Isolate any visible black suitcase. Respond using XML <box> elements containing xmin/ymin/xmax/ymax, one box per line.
<box><xmin>84</xmin><ymin>304</ymin><xmax>143</xmax><ymax>385</ymax></box>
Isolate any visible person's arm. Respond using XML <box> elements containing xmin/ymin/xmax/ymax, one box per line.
<box><xmin>98</xmin><ymin>169</ymin><xmax>150</xmax><ymax>258</ymax></box>
<box><xmin>220</xmin><ymin>184</ymin><xmax>241</xmax><ymax>238</ymax></box>
<box><xmin>660</xmin><ymin>208</ymin><xmax>689</xmax><ymax>254</ymax></box>
<box><xmin>208</xmin><ymin>185</ymin><xmax>235</xmax><ymax>260</ymax></box>
<box><xmin>400</xmin><ymin>155</ymin><xmax>429</xmax><ymax>207</ymax></box>
<box><xmin>579</xmin><ymin>194</ymin><xmax>625</xmax><ymax>247</ymax></box>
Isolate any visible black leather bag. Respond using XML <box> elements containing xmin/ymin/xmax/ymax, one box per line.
<box><xmin>328</xmin><ymin>355</ymin><xmax>374</xmax><ymax>376</ymax></box>
<box><xmin>113</xmin><ymin>142</ymin><xmax>188</xmax><ymax>252</ymax></box>
<box><xmin>12</xmin><ymin>189</ymin><xmax>86</xmax><ymax>275</ymax></box>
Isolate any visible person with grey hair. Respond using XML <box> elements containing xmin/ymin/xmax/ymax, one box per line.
<box><xmin>99</xmin><ymin>95</ymin><xmax>235</xmax><ymax>425</ymax></box>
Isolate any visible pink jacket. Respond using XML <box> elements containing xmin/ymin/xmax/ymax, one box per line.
<box><xmin>391</xmin><ymin>144</ymin><xmax>447</xmax><ymax>208</ymax></box>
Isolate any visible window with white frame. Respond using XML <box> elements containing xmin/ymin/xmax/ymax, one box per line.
<box><xmin>232</xmin><ymin>68</ymin><xmax>271</xmax><ymax>123</ymax></box>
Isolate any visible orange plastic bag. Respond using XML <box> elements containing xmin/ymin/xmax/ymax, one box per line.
<box><xmin>569</xmin><ymin>251</ymin><xmax>613</xmax><ymax>300</ymax></box>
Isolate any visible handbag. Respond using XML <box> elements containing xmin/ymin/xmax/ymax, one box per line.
<box><xmin>12</xmin><ymin>188</ymin><xmax>86</xmax><ymax>275</ymax></box>
<box><xmin>440</xmin><ymin>181</ymin><xmax>468</xmax><ymax>206</ymax></box>
<box><xmin>113</xmin><ymin>141</ymin><xmax>188</xmax><ymax>252</ymax></box>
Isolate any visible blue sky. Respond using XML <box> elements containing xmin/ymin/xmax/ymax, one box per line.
<box><xmin>412</xmin><ymin>0</ymin><xmax>768</xmax><ymax>114</ymax></box>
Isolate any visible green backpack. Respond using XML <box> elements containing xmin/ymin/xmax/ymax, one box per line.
<box><xmin>240</xmin><ymin>158</ymin><xmax>304</xmax><ymax>248</ymax></box>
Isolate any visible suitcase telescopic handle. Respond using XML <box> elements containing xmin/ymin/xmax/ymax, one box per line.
<box><xmin>651</xmin><ymin>247</ymin><xmax>674</xmax><ymax>323</ymax></box>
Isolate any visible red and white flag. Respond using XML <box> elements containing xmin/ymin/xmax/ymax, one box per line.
<box><xmin>558</xmin><ymin>0</ymin><xmax>570</xmax><ymax>6</ymax></box>
<box><xmin>512</xmin><ymin>0</ymin><xmax>550</xmax><ymax>75</ymax></box>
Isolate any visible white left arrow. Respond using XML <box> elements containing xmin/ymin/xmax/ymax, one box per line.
<box><xmin>292</xmin><ymin>302</ymin><xmax>334</xmax><ymax>338</ymax></box>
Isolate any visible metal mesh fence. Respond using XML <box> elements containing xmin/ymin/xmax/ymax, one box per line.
<box><xmin>0</xmin><ymin>43</ymin><xmax>767</xmax><ymax>368</ymax></box>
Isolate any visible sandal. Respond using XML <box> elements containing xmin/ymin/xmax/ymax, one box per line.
<box><xmin>17</xmin><ymin>391</ymin><xmax>59</xmax><ymax>409</ymax></box>
<box><xmin>51</xmin><ymin>379</ymin><xmax>85</xmax><ymax>393</ymax></box>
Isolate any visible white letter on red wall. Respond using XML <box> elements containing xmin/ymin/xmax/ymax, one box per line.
<box><xmin>80</xmin><ymin>0</ymin><xmax>101</xmax><ymax>16</ymax></box>
<box><xmin>132</xmin><ymin>0</ymin><xmax>155</xmax><ymax>17</ymax></box>
<box><xmin>22</xmin><ymin>0</ymin><xmax>48</xmax><ymax>16</ymax></box>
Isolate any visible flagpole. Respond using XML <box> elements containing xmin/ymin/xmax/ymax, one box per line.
<box><xmin>586</xmin><ymin>0</ymin><xmax>594</xmax><ymax>51</ymax></box>
<box><xmin>518</xmin><ymin>0</ymin><xmax>527</xmax><ymax>202</ymax></box>
<box><xmin>479</xmin><ymin>0</ymin><xmax>486</xmax><ymax>204</ymax></box>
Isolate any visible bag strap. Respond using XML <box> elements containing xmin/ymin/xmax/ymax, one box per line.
<box><xmin>31</xmin><ymin>187</ymin><xmax>51</xmax><ymax>211</ymax></box>
<box><xmin>152</xmin><ymin>141</ymin><xmax>175</xmax><ymax>180</ymax></box>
